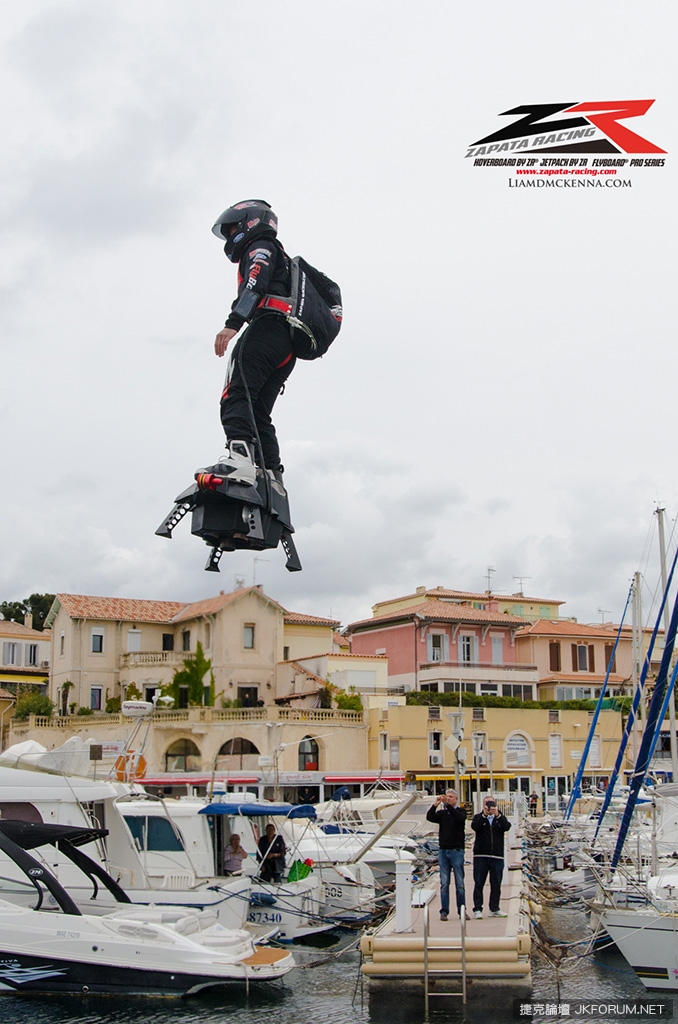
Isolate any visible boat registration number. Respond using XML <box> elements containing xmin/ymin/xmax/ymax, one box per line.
<box><xmin>247</xmin><ymin>911</ymin><xmax>283</xmax><ymax>924</ymax></box>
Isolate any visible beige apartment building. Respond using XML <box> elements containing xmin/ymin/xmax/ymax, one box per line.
<box><xmin>0</xmin><ymin>618</ymin><xmax>51</xmax><ymax>691</ymax></box>
<box><xmin>45</xmin><ymin>587</ymin><xmax>345</xmax><ymax>713</ymax></box>
<box><xmin>514</xmin><ymin>619</ymin><xmax>636</xmax><ymax>700</ymax></box>
<box><xmin>17</xmin><ymin>587</ymin><xmax>372</xmax><ymax>792</ymax></box>
<box><xmin>368</xmin><ymin>702</ymin><xmax>624</xmax><ymax>812</ymax></box>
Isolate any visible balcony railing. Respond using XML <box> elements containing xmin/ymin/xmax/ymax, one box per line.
<box><xmin>420</xmin><ymin>660</ymin><xmax>538</xmax><ymax>672</ymax></box>
<box><xmin>25</xmin><ymin>705</ymin><xmax>364</xmax><ymax>731</ymax></box>
<box><xmin>120</xmin><ymin>651</ymin><xmax>195</xmax><ymax>668</ymax></box>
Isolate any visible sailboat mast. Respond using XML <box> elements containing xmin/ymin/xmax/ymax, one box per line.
<box><xmin>656</xmin><ymin>505</ymin><xmax>678</xmax><ymax>781</ymax></box>
<box><xmin>632</xmin><ymin>572</ymin><xmax>643</xmax><ymax>761</ymax></box>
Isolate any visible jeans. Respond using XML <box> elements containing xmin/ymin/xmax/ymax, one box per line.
<box><xmin>473</xmin><ymin>856</ymin><xmax>504</xmax><ymax>913</ymax></box>
<box><xmin>438</xmin><ymin>848</ymin><xmax>466</xmax><ymax>915</ymax></box>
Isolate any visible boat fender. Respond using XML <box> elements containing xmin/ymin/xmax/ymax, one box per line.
<box><xmin>251</xmin><ymin>892</ymin><xmax>277</xmax><ymax>907</ymax></box>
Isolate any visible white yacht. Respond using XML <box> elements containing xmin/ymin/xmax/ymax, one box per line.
<box><xmin>0</xmin><ymin>818</ymin><xmax>294</xmax><ymax>997</ymax></box>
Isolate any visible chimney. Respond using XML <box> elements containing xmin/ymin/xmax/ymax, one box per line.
<box><xmin>24</xmin><ymin>612</ymin><xmax>33</xmax><ymax>630</ymax></box>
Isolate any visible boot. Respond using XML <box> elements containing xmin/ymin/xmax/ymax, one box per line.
<box><xmin>216</xmin><ymin>440</ymin><xmax>257</xmax><ymax>485</ymax></box>
<box><xmin>267</xmin><ymin>465</ymin><xmax>286</xmax><ymax>493</ymax></box>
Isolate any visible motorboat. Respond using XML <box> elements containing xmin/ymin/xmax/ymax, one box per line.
<box><xmin>0</xmin><ymin>766</ymin><xmax>258</xmax><ymax>933</ymax></box>
<box><xmin>0</xmin><ymin>819</ymin><xmax>294</xmax><ymax>997</ymax></box>
<box><xmin>314</xmin><ymin>788</ymin><xmax>422</xmax><ymax>845</ymax></box>
<box><xmin>118</xmin><ymin>793</ymin><xmax>353</xmax><ymax>936</ymax></box>
<box><xmin>195</xmin><ymin>793</ymin><xmax>381</xmax><ymax>924</ymax></box>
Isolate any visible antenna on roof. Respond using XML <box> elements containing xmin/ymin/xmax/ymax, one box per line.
<box><xmin>234</xmin><ymin>575</ymin><xmax>246</xmax><ymax>590</ymax></box>
<box><xmin>598</xmin><ymin>607</ymin><xmax>610</xmax><ymax>624</ymax></box>
<box><xmin>253</xmin><ymin>557</ymin><xmax>270</xmax><ymax>585</ymax></box>
<box><xmin>513</xmin><ymin>575</ymin><xmax>531</xmax><ymax>597</ymax></box>
<box><xmin>485</xmin><ymin>566</ymin><xmax>495</xmax><ymax>593</ymax></box>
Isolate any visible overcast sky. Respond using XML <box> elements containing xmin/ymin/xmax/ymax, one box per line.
<box><xmin>1</xmin><ymin>1</ymin><xmax>676</xmax><ymax>630</ymax></box>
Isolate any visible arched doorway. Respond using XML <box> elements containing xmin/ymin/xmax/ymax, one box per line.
<box><xmin>165</xmin><ymin>738</ymin><xmax>201</xmax><ymax>772</ymax></box>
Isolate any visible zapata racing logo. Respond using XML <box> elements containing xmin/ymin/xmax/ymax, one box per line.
<box><xmin>466</xmin><ymin>101</ymin><xmax>666</xmax><ymax>159</ymax></box>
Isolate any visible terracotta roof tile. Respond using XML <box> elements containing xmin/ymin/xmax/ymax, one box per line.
<box><xmin>283</xmin><ymin>611</ymin><xmax>341</xmax><ymax>627</ymax></box>
<box><xmin>372</xmin><ymin>586</ymin><xmax>564</xmax><ymax>611</ymax></box>
<box><xmin>55</xmin><ymin>594</ymin><xmax>186</xmax><ymax>623</ymax></box>
<box><xmin>347</xmin><ymin>599</ymin><xmax>526</xmax><ymax>632</ymax></box>
<box><xmin>288</xmin><ymin>662</ymin><xmax>327</xmax><ymax>686</ymax></box>
<box><xmin>0</xmin><ymin>620</ymin><xmax>51</xmax><ymax>640</ymax></box>
<box><xmin>274</xmin><ymin>688</ymin><xmax>322</xmax><ymax>704</ymax></box>
<box><xmin>516</xmin><ymin>619</ymin><xmax>623</xmax><ymax>640</ymax></box>
<box><xmin>171</xmin><ymin>587</ymin><xmax>285</xmax><ymax>623</ymax></box>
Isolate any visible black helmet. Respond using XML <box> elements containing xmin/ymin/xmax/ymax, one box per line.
<box><xmin>212</xmin><ymin>200</ymin><xmax>278</xmax><ymax>263</ymax></box>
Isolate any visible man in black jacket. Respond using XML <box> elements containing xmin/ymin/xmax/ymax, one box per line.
<box><xmin>211</xmin><ymin>200</ymin><xmax>295</xmax><ymax>486</ymax></box>
<box><xmin>426</xmin><ymin>789</ymin><xmax>467</xmax><ymax>920</ymax></box>
<box><xmin>470</xmin><ymin>796</ymin><xmax>512</xmax><ymax>919</ymax></box>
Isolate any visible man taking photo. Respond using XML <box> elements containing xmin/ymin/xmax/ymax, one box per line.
<box><xmin>470</xmin><ymin>795</ymin><xmax>511</xmax><ymax>919</ymax></box>
<box><xmin>426</xmin><ymin>789</ymin><xmax>467</xmax><ymax>921</ymax></box>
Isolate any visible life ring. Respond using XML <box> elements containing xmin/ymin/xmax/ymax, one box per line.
<box><xmin>114</xmin><ymin>752</ymin><xmax>147</xmax><ymax>781</ymax></box>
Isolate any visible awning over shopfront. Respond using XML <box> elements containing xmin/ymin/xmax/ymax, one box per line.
<box><xmin>413</xmin><ymin>772</ymin><xmax>517</xmax><ymax>782</ymax></box>
<box><xmin>324</xmin><ymin>773</ymin><xmax>405</xmax><ymax>784</ymax></box>
<box><xmin>141</xmin><ymin>773</ymin><xmax>260</xmax><ymax>786</ymax></box>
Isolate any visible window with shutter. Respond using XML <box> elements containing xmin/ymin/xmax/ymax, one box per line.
<box><xmin>605</xmin><ymin>644</ymin><xmax>616</xmax><ymax>673</ymax></box>
<box><xmin>571</xmin><ymin>644</ymin><xmax>578</xmax><ymax>671</ymax></box>
<box><xmin>549</xmin><ymin>642</ymin><xmax>561</xmax><ymax>672</ymax></box>
<box><xmin>430</xmin><ymin>634</ymin><xmax>442</xmax><ymax>662</ymax></box>
<box><xmin>588</xmin><ymin>645</ymin><xmax>595</xmax><ymax>673</ymax></box>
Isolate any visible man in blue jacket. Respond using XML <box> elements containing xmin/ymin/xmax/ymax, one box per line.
<box><xmin>470</xmin><ymin>795</ymin><xmax>512</xmax><ymax>919</ymax></box>
<box><xmin>426</xmin><ymin>789</ymin><xmax>467</xmax><ymax>921</ymax></box>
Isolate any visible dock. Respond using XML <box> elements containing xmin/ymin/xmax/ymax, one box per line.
<box><xmin>360</xmin><ymin>823</ymin><xmax>532</xmax><ymax>1001</ymax></box>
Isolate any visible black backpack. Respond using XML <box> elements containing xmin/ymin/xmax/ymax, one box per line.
<box><xmin>283</xmin><ymin>256</ymin><xmax>343</xmax><ymax>360</ymax></box>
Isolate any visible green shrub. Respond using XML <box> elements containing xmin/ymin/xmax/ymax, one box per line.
<box><xmin>76</xmin><ymin>706</ymin><xmax>94</xmax><ymax>716</ymax></box>
<box><xmin>405</xmin><ymin>691</ymin><xmax>599</xmax><ymax>712</ymax></box>
<box><xmin>335</xmin><ymin>691</ymin><xmax>363</xmax><ymax>712</ymax></box>
<box><xmin>13</xmin><ymin>691</ymin><xmax>56</xmax><ymax>721</ymax></box>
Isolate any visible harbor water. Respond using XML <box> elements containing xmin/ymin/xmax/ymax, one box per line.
<box><xmin>0</xmin><ymin>911</ymin><xmax>657</xmax><ymax>1024</ymax></box>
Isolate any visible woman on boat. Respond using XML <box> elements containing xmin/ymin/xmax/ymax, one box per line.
<box><xmin>223</xmin><ymin>833</ymin><xmax>248</xmax><ymax>874</ymax></box>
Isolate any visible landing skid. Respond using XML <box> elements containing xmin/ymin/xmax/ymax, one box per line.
<box><xmin>156</xmin><ymin>463</ymin><xmax>301</xmax><ymax>573</ymax></box>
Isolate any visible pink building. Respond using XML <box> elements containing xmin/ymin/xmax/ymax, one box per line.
<box><xmin>346</xmin><ymin>587</ymin><xmax>539</xmax><ymax>698</ymax></box>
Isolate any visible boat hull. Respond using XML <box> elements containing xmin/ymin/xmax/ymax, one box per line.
<box><xmin>598</xmin><ymin>907</ymin><xmax>678</xmax><ymax>991</ymax></box>
<box><xmin>0</xmin><ymin>948</ymin><xmax>253</xmax><ymax>997</ymax></box>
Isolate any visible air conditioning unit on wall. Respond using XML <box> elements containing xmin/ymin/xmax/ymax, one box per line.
<box><xmin>429</xmin><ymin>754</ymin><xmax>443</xmax><ymax>766</ymax></box>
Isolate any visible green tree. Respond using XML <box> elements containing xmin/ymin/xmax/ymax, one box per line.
<box><xmin>14</xmin><ymin>689</ymin><xmax>56</xmax><ymax>721</ymax></box>
<box><xmin>163</xmin><ymin>642</ymin><xmax>215</xmax><ymax>707</ymax></box>
<box><xmin>0</xmin><ymin>593</ymin><xmax>55</xmax><ymax>631</ymax></box>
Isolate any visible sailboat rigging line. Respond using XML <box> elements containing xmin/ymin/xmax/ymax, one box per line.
<box><xmin>641</xmin><ymin>511</ymin><xmax>678</xmax><ymax>630</ymax></box>
<box><xmin>563</xmin><ymin>581</ymin><xmax>634</xmax><ymax>821</ymax></box>
<box><xmin>593</xmin><ymin>541</ymin><xmax>678</xmax><ymax>841</ymax></box>
<box><xmin>611</xmin><ymin>571</ymin><xmax>678</xmax><ymax>869</ymax></box>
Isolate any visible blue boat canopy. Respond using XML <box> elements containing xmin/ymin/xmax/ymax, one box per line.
<box><xmin>198</xmin><ymin>802</ymin><xmax>316</xmax><ymax>819</ymax></box>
